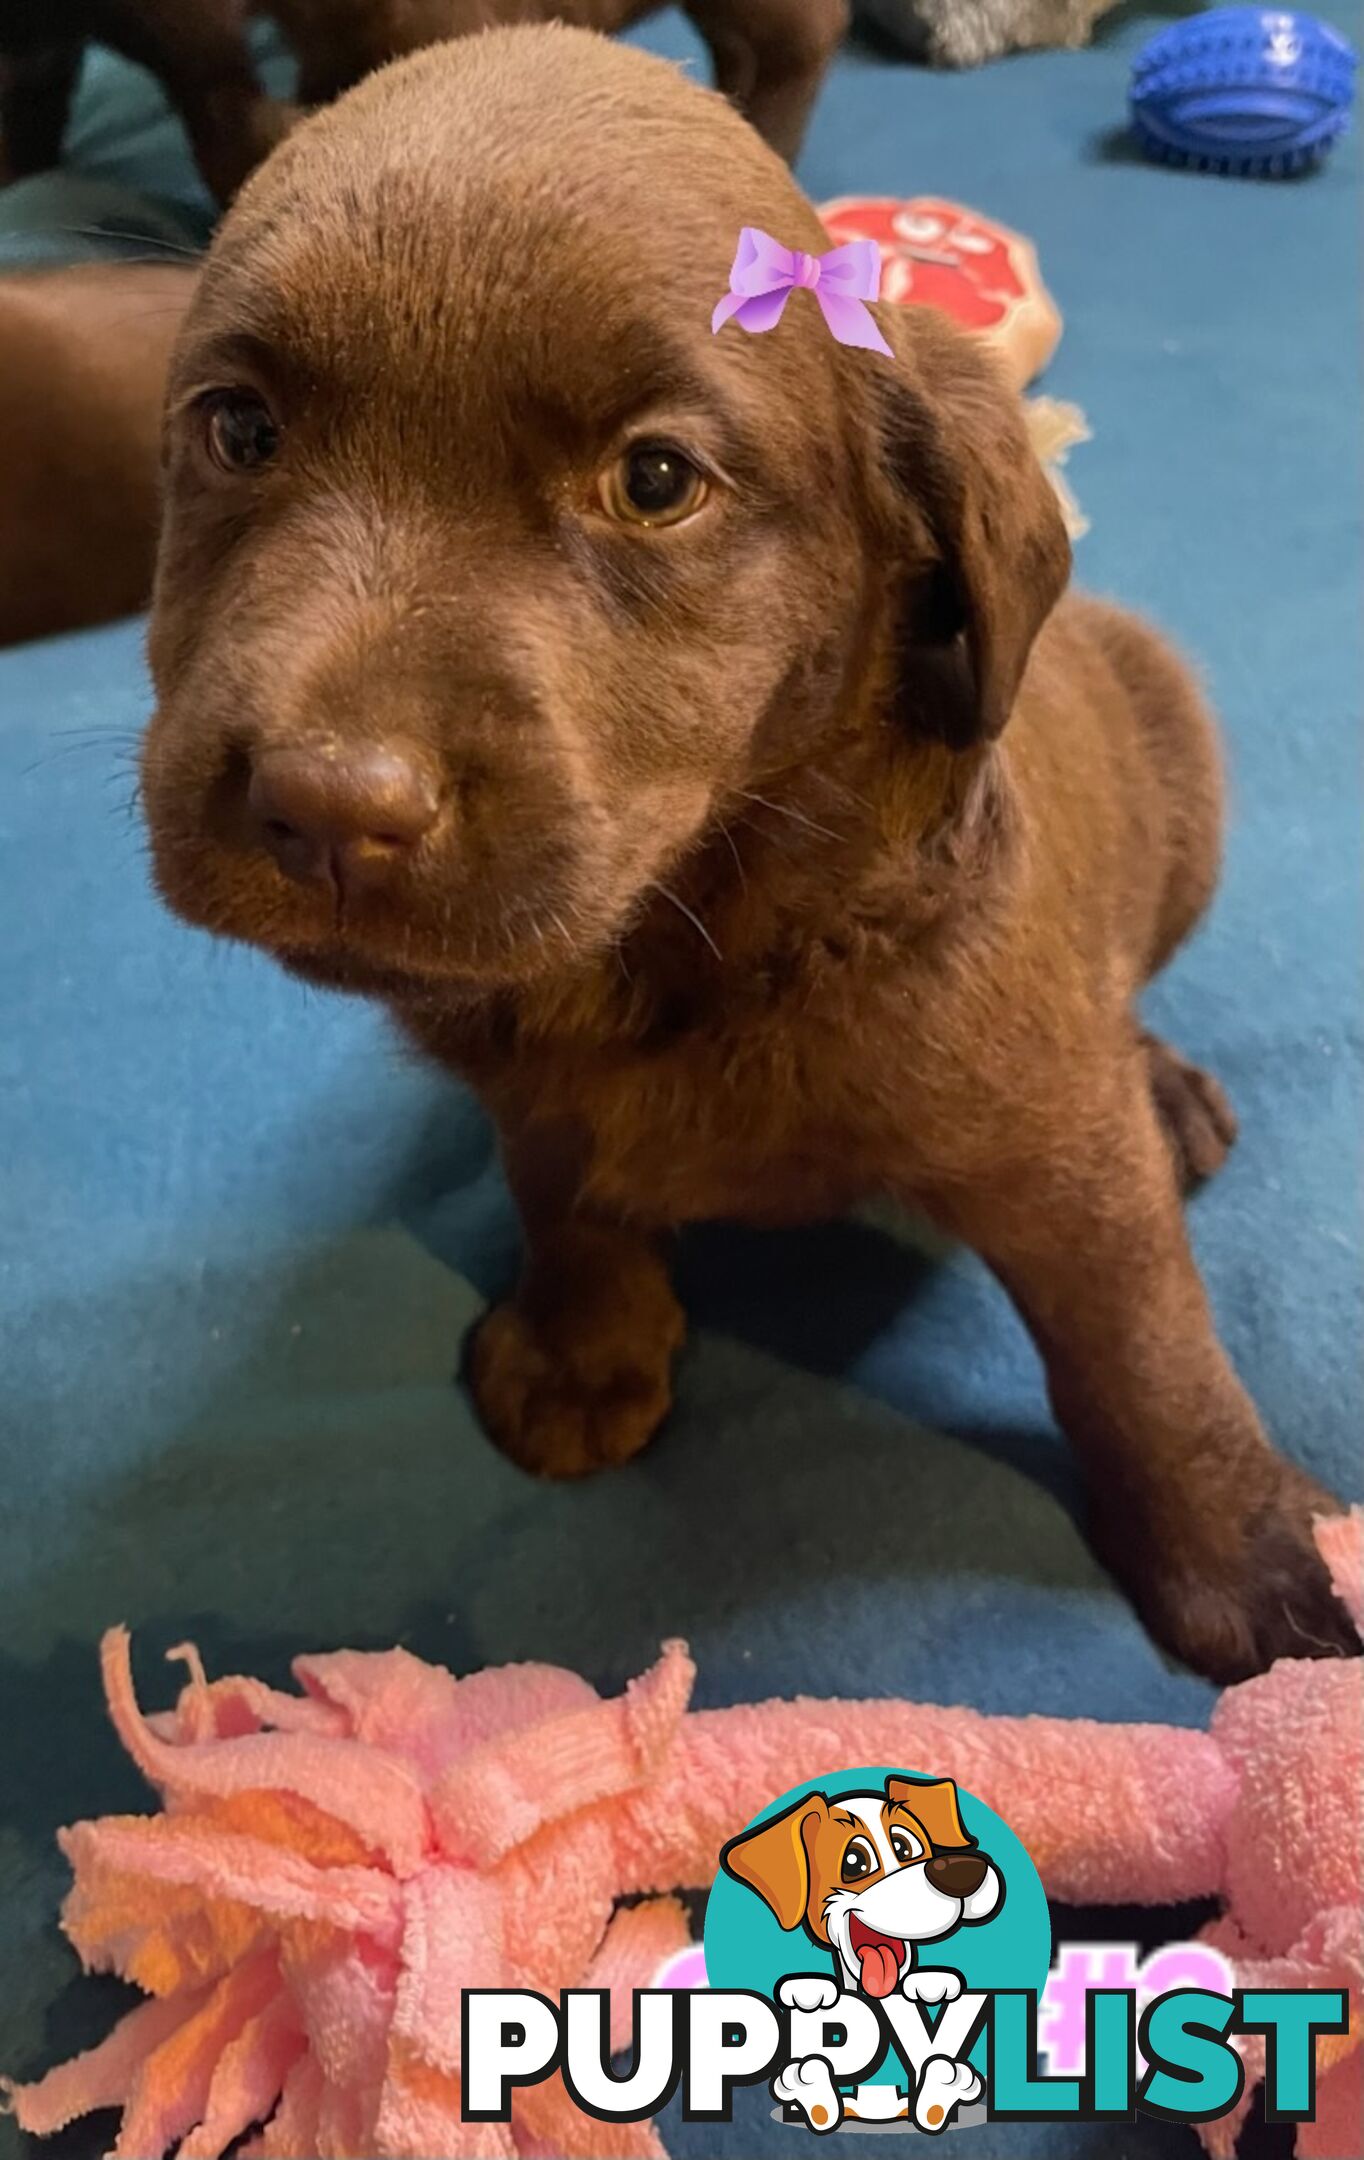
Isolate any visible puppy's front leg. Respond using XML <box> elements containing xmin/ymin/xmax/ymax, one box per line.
<box><xmin>466</xmin><ymin>1128</ymin><xmax>684</xmax><ymax>1477</ymax></box>
<box><xmin>923</xmin><ymin>1061</ymin><xmax>1352</xmax><ymax>1681</ymax></box>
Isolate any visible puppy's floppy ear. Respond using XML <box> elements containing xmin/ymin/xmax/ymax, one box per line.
<box><xmin>887</xmin><ymin>1776</ymin><xmax>973</xmax><ymax>1851</ymax></box>
<box><xmin>872</xmin><ymin>309</ymin><xmax>1071</xmax><ymax>749</ymax></box>
<box><xmin>721</xmin><ymin>1793</ymin><xmax>828</xmax><ymax>1930</ymax></box>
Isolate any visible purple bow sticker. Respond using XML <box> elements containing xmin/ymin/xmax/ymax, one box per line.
<box><xmin>711</xmin><ymin>227</ymin><xmax>893</xmax><ymax>357</ymax></box>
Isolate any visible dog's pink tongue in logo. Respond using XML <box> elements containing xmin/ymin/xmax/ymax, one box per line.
<box><xmin>850</xmin><ymin>1916</ymin><xmax>904</xmax><ymax>1998</ymax></box>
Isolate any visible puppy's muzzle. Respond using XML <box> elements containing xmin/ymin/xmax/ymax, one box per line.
<box><xmin>923</xmin><ymin>1853</ymin><xmax>989</xmax><ymax>1899</ymax></box>
<box><xmin>247</xmin><ymin>741</ymin><xmax>442</xmax><ymax>895</ymax></box>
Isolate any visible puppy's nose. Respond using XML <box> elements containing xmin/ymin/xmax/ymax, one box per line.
<box><xmin>248</xmin><ymin>743</ymin><xmax>440</xmax><ymax>889</ymax></box>
<box><xmin>925</xmin><ymin>1853</ymin><xmax>988</xmax><ymax>1899</ymax></box>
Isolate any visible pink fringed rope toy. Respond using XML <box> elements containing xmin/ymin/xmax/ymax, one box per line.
<box><xmin>5</xmin><ymin>1513</ymin><xmax>1361</xmax><ymax>2159</ymax></box>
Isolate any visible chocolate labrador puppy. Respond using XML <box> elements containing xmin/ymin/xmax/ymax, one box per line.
<box><xmin>140</xmin><ymin>27</ymin><xmax>1352</xmax><ymax>1682</ymax></box>
<box><xmin>0</xmin><ymin>0</ymin><xmax>843</xmax><ymax>201</ymax></box>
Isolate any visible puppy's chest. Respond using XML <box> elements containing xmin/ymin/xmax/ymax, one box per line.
<box><xmin>505</xmin><ymin>991</ymin><xmax>944</xmax><ymax>1225</ymax></box>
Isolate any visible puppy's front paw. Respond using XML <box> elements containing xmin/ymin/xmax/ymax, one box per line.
<box><xmin>773</xmin><ymin>2056</ymin><xmax>843</xmax><ymax>2132</ymax></box>
<box><xmin>778</xmin><ymin>1975</ymin><xmax>842</xmax><ymax>2014</ymax></box>
<box><xmin>901</xmin><ymin>1968</ymin><xmax>962</xmax><ymax>2006</ymax></box>
<box><xmin>465</xmin><ymin>1301</ymin><xmax>674</xmax><ymax>1479</ymax></box>
<box><xmin>1096</xmin><ymin>1460</ymin><xmax>1357</xmax><ymax>1682</ymax></box>
<box><xmin>914</xmin><ymin>2056</ymin><xmax>981</xmax><ymax>2132</ymax></box>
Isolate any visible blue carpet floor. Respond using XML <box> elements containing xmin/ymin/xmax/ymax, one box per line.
<box><xmin>1</xmin><ymin>8</ymin><xmax>1360</xmax><ymax>2156</ymax></box>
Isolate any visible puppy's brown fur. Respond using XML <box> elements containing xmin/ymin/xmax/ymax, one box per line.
<box><xmin>141</xmin><ymin>27</ymin><xmax>1351</xmax><ymax>1682</ymax></box>
<box><xmin>0</xmin><ymin>263</ymin><xmax>198</xmax><ymax>646</ymax></box>
<box><xmin>1</xmin><ymin>0</ymin><xmax>844</xmax><ymax>203</ymax></box>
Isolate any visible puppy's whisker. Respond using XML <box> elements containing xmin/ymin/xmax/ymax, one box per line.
<box><xmin>104</xmin><ymin>304</ymin><xmax>203</xmax><ymax>332</ymax></box>
<box><xmin>52</xmin><ymin>722</ymin><xmax>143</xmax><ymax>743</ymax></box>
<box><xmin>735</xmin><ymin>813</ymin><xmax>798</xmax><ymax>859</ymax></box>
<box><xmin>762</xmin><ymin>767</ymin><xmax>876</xmax><ymax>818</ymax></box>
<box><xmin>1280</xmin><ymin>1600</ymin><xmax>1347</xmax><ymax>1657</ymax></box>
<box><xmin>48</xmin><ymin>224</ymin><xmax>203</xmax><ymax>262</ymax></box>
<box><xmin>22</xmin><ymin>738</ymin><xmax>136</xmax><ymax>777</ymax></box>
<box><xmin>819</xmin><ymin>775</ymin><xmax>876</xmax><ymax>814</ymax></box>
<box><xmin>738</xmin><ymin>790</ymin><xmax>841</xmax><ymax>843</ymax></box>
<box><xmin>713</xmin><ymin>819</ymin><xmax>748</xmax><ymax>893</ymax></box>
<box><xmin>648</xmin><ymin>881</ymin><xmax>722</xmax><ymax>960</ymax></box>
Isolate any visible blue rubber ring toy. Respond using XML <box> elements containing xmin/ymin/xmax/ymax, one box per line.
<box><xmin>1130</xmin><ymin>7</ymin><xmax>1357</xmax><ymax>176</ymax></box>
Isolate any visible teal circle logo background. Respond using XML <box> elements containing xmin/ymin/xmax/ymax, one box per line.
<box><xmin>703</xmin><ymin>1767</ymin><xmax>1051</xmax><ymax>2087</ymax></box>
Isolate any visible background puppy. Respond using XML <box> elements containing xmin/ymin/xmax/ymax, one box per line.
<box><xmin>856</xmin><ymin>0</ymin><xmax>1116</xmax><ymax>68</ymax></box>
<box><xmin>139</xmin><ymin>26</ymin><xmax>1352</xmax><ymax>1682</ymax></box>
<box><xmin>0</xmin><ymin>262</ymin><xmax>198</xmax><ymax>645</ymax></box>
<box><xmin>0</xmin><ymin>0</ymin><xmax>845</xmax><ymax>202</ymax></box>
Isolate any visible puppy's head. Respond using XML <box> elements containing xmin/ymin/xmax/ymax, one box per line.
<box><xmin>142</xmin><ymin>25</ymin><xmax>1068</xmax><ymax>1001</ymax></box>
<box><xmin>721</xmin><ymin>1776</ymin><xmax>1002</xmax><ymax>1997</ymax></box>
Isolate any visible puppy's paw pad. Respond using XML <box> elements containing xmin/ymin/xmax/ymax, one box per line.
<box><xmin>773</xmin><ymin>2055</ymin><xmax>842</xmax><ymax>2132</ymax></box>
<box><xmin>902</xmin><ymin>1968</ymin><xmax>962</xmax><ymax>2005</ymax></box>
<box><xmin>914</xmin><ymin>2055</ymin><xmax>981</xmax><ymax>2132</ymax></box>
<box><xmin>779</xmin><ymin>1975</ymin><xmax>842</xmax><ymax>2013</ymax></box>
<box><xmin>465</xmin><ymin>1303</ymin><xmax>669</xmax><ymax>1479</ymax></box>
<box><xmin>1143</xmin><ymin>1033</ymin><xmax>1238</xmax><ymax>1191</ymax></box>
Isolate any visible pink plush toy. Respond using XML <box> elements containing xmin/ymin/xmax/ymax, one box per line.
<box><xmin>5</xmin><ymin>1513</ymin><xmax>1360</xmax><ymax>2160</ymax></box>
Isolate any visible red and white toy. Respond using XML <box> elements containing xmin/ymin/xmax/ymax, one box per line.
<box><xmin>819</xmin><ymin>195</ymin><xmax>1064</xmax><ymax>389</ymax></box>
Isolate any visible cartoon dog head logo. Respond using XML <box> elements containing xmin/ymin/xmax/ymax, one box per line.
<box><xmin>720</xmin><ymin>1775</ymin><xmax>1003</xmax><ymax>2000</ymax></box>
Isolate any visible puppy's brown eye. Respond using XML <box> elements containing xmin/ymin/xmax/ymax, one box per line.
<box><xmin>890</xmin><ymin>1827</ymin><xmax>923</xmax><ymax>1865</ymax></box>
<box><xmin>598</xmin><ymin>442</ymin><xmax>707</xmax><ymax>527</ymax></box>
<box><xmin>841</xmin><ymin>1836</ymin><xmax>877</xmax><ymax>1883</ymax></box>
<box><xmin>202</xmin><ymin>389</ymin><xmax>280</xmax><ymax>473</ymax></box>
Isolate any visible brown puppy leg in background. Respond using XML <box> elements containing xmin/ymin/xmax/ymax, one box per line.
<box><xmin>92</xmin><ymin>0</ymin><xmax>293</xmax><ymax>203</ymax></box>
<box><xmin>0</xmin><ymin>1</ymin><xmax>290</xmax><ymax>206</ymax></box>
<box><xmin>0</xmin><ymin>263</ymin><xmax>198</xmax><ymax>647</ymax></box>
<box><xmin>267</xmin><ymin>0</ymin><xmax>453</xmax><ymax>107</ymax></box>
<box><xmin>0</xmin><ymin>42</ymin><xmax>84</xmax><ymax>183</ymax></box>
<box><xmin>275</xmin><ymin>0</ymin><xmax>846</xmax><ymax>159</ymax></box>
<box><xmin>683</xmin><ymin>0</ymin><xmax>849</xmax><ymax>161</ymax></box>
<box><xmin>1</xmin><ymin>0</ymin><xmax>840</xmax><ymax>195</ymax></box>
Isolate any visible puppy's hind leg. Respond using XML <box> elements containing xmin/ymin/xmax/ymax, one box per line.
<box><xmin>1097</xmin><ymin>610</ymin><xmax>1235</xmax><ymax>1192</ymax></box>
<box><xmin>1141</xmin><ymin>1028</ymin><xmax>1238</xmax><ymax>1193</ymax></box>
<box><xmin>684</xmin><ymin>0</ymin><xmax>848</xmax><ymax>161</ymax></box>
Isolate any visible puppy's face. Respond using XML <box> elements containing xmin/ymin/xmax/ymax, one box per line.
<box><xmin>722</xmin><ymin>1777</ymin><xmax>1003</xmax><ymax>1999</ymax></box>
<box><xmin>142</xmin><ymin>27</ymin><xmax>1067</xmax><ymax>1001</ymax></box>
